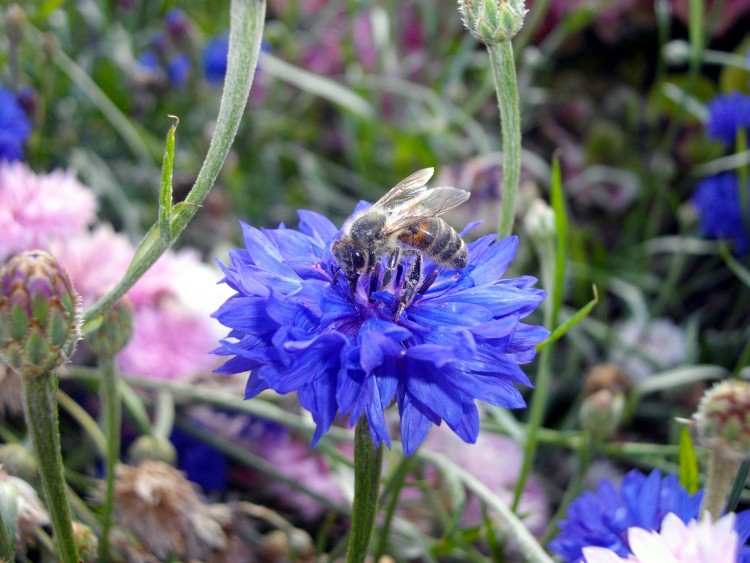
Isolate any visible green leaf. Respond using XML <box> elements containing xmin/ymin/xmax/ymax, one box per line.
<box><xmin>550</xmin><ymin>154</ymin><xmax>569</xmax><ymax>329</ymax></box>
<box><xmin>536</xmin><ymin>286</ymin><xmax>598</xmax><ymax>351</ymax></box>
<box><xmin>158</xmin><ymin>117</ymin><xmax>179</xmax><ymax>242</ymax></box>
<box><xmin>679</xmin><ymin>426</ymin><xmax>700</xmax><ymax>494</ymax></box>
<box><xmin>718</xmin><ymin>241</ymin><xmax>750</xmax><ymax>288</ymax></box>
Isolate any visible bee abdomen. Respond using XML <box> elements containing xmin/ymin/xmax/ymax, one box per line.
<box><xmin>399</xmin><ymin>218</ymin><xmax>467</xmax><ymax>270</ymax></box>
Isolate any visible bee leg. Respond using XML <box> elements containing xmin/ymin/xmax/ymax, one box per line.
<box><xmin>381</xmin><ymin>248</ymin><xmax>401</xmax><ymax>289</ymax></box>
<box><xmin>417</xmin><ymin>267</ymin><xmax>439</xmax><ymax>295</ymax></box>
<box><xmin>397</xmin><ymin>253</ymin><xmax>422</xmax><ymax>317</ymax></box>
<box><xmin>347</xmin><ymin>274</ymin><xmax>359</xmax><ymax>295</ymax></box>
<box><xmin>368</xmin><ymin>263</ymin><xmax>381</xmax><ymax>302</ymax></box>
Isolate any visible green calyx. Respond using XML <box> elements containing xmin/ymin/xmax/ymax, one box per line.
<box><xmin>458</xmin><ymin>0</ymin><xmax>527</xmax><ymax>45</ymax></box>
<box><xmin>86</xmin><ymin>298</ymin><xmax>134</xmax><ymax>359</ymax></box>
<box><xmin>694</xmin><ymin>380</ymin><xmax>750</xmax><ymax>460</ymax></box>
<box><xmin>0</xmin><ymin>251</ymin><xmax>81</xmax><ymax>378</ymax></box>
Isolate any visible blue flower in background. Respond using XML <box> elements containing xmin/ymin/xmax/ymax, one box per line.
<box><xmin>706</xmin><ymin>92</ymin><xmax>750</xmax><ymax>147</ymax></box>
<box><xmin>0</xmin><ymin>87</ymin><xmax>32</xmax><ymax>162</ymax></box>
<box><xmin>692</xmin><ymin>172</ymin><xmax>749</xmax><ymax>254</ymax></box>
<box><xmin>164</xmin><ymin>8</ymin><xmax>190</xmax><ymax>39</ymax></box>
<box><xmin>167</xmin><ymin>53</ymin><xmax>191</xmax><ymax>87</ymax></box>
<box><xmin>137</xmin><ymin>50</ymin><xmax>160</xmax><ymax>73</ymax></box>
<box><xmin>202</xmin><ymin>35</ymin><xmax>229</xmax><ymax>85</ymax></box>
<box><xmin>549</xmin><ymin>469</ymin><xmax>750</xmax><ymax>562</ymax></box>
<box><xmin>212</xmin><ymin>206</ymin><xmax>547</xmax><ymax>455</ymax></box>
<box><xmin>170</xmin><ymin>426</ymin><xmax>228</xmax><ymax>494</ymax></box>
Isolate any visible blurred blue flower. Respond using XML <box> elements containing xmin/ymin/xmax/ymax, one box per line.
<box><xmin>202</xmin><ymin>35</ymin><xmax>229</xmax><ymax>85</ymax></box>
<box><xmin>167</xmin><ymin>54</ymin><xmax>191</xmax><ymax>87</ymax></box>
<box><xmin>137</xmin><ymin>50</ymin><xmax>160</xmax><ymax>73</ymax></box>
<box><xmin>170</xmin><ymin>426</ymin><xmax>228</xmax><ymax>493</ymax></box>
<box><xmin>212</xmin><ymin>208</ymin><xmax>548</xmax><ymax>455</ymax></box>
<box><xmin>164</xmin><ymin>8</ymin><xmax>190</xmax><ymax>39</ymax></box>
<box><xmin>549</xmin><ymin>469</ymin><xmax>750</xmax><ymax>562</ymax></box>
<box><xmin>692</xmin><ymin>172</ymin><xmax>749</xmax><ymax>254</ymax></box>
<box><xmin>0</xmin><ymin>87</ymin><xmax>32</xmax><ymax>162</ymax></box>
<box><xmin>706</xmin><ymin>92</ymin><xmax>750</xmax><ymax>147</ymax></box>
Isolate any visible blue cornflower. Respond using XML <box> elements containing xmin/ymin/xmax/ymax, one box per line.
<box><xmin>137</xmin><ymin>50</ymin><xmax>160</xmax><ymax>73</ymax></box>
<box><xmin>212</xmin><ymin>204</ymin><xmax>548</xmax><ymax>455</ymax></box>
<box><xmin>549</xmin><ymin>469</ymin><xmax>750</xmax><ymax>562</ymax></box>
<box><xmin>692</xmin><ymin>172</ymin><xmax>749</xmax><ymax>254</ymax></box>
<box><xmin>706</xmin><ymin>92</ymin><xmax>750</xmax><ymax>147</ymax></box>
<box><xmin>170</xmin><ymin>427</ymin><xmax>228</xmax><ymax>493</ymax></box>
<box><xmin>167</xmin><ymin>53</ymin><xmax>191</xmax><ymax>87</ymax></box>
<box><xmin>0</xmin><ymin>87</ymin><xmax>32</xmax><ymax>162</ymax></box>
<box><xmin>202</xmin><ymin>35</ymin><xmax>229</xmax><ymax>85</ymax></box>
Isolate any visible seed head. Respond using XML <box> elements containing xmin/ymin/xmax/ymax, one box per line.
<box><xmin>693</xmin><ymin>380</ymin><xmax>750</xmax><ymax>460</ymax></box>
<box><xmin>0</xmin><ymin>250</ymin><xmax>81</xmax><ymax>378</ymax></box>
<box><xmin>458</xmin><ymin>0</ymin><xmax>527</xmax><ymax>45</ymax></box>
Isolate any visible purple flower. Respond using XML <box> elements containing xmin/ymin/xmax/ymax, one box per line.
<box><xmin>0</xmin><ymin>87</ymin><xmax>32</xmax><ymax>162</ymax></box>
<box><xmin>212</xmin><ymin>204</ymin><xmax>548</xmax><ymax>455</ymax></box>
<box><xmin>549</xmin><ymin>469</ymin><xmax>750</xmax><ymax>562</ymax></box>
<box><xmin>692</xmin><ymin>172</ymin><xmax>749</xmax><ymax>254</ymax></box>
<box><xmin>202</xmin><ymin>35</ymin><xmax>229</xmax><ymax>86</ymax></box>
<box><xmin>706</xmin><ymin>93</ymin><xmax>750</xmax><ymax>147</ymax></box>
<box><xmin>164</xmin><ymin>8</ymin><xmax>190</xmax><ymax>39</ymax></box>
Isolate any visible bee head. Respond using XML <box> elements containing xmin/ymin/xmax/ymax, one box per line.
<box><xmin>331</xmin><ymin>238</ymin><xmax>367</xmax><ymax>279</ymax></box>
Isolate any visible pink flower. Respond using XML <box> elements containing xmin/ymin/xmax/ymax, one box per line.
<box><xmin>254</xmin><ymin>431</ymin><xmax>347</xmax><ymax>521</ymax></box>
<box><xmin>0</xmin><ymin>161</ymin><xmax>97</xmax><ymax>262</ymax></box>
<box><xmin>49</xmin><ymin>225</ymin><xmax>133</xmax><ymax>307</ymax></box>
<box><xmin>117</xmin><ymin>297</ymin><xmax>218</xmax><ymax>381</ymax></box>
<box><xmin>583</xmin><ymin>513</ymin><xmax>739</xmax><ymax>563</ymax></box>
<box><xmin>423</xmin><ymin>427</ymin><xmax>550</xmax><ymax>536</ymax></box>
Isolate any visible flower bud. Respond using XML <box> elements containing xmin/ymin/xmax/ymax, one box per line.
<box><xmin>458</xmin><ymin>0</ymin><xmax>527</xmax><ymax>45</ymax></box>
<box><xmin>693</xmin><ymin>380</ymin><xmax>750</xmax><ymax>460</ymax></box>
<box><xmin>5</xmin><ymin>4</ymin><xmax>26</xmax><ymax>44</ymax></box>
<box><xmin>0</xmin><ymin>443</ymin><xmax>38</xmax><ymax>482</ymax></box>
<box><xmin>0</xmin><ymin>250</ymin><xmax>81</xmax><ymax>378</ymax></box>
<box><xmin>127</xmin><ymin>435</ymin><xmax>177</xmax><ymax>466</ymax></box>
<box><xmin>523</xmin><ymin>199</ymin><xmax>556</xmax><ymax>243</ymax></box>
<box><xmin>86</xmin><ymin>297</ymin><xmax>133</xmax><ymax>358</ymax></box>
<box><xmin>579</xmin><ymin>389</ymin><xmax>625</xmax><ymax>441</ymax></box>
<box><xmin>579</xmin><ymin>364</ymin><xmax>630</xmax><ymax>441</ymax></box>
<box><xmin>72</xmin><ymin>521</ymin><xmax>98</xmax><ymax>562</ymax></box>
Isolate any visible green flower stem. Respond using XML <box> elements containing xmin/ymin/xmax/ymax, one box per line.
<box><xmin>21</xmin><ymin>372</ymin><xmax>78</xmax><ymax>563</ymax></box>
<box><xmin>374</xmin><ymin>454</ymin><xmax>416</xmax><ymax>561</ymax></box>
<box><xmin>82</xmin><ymin>0</ymin><xmax>267</xmax><ymax>326</ymax></box>
<box><xmin>346</xmin><ymin>418</ymin><xmax>383</xmax><ymax>563</ymax></box>
<box><xmin>488</xmin><ymin>40</ymin><xmax>522</xmax><ymax>238</ymax></box>
<box><xmin>514</xmin><ymin>232</ymin><xmax>556</xmax><ymax>511</ymax></box>
<box><xmin>98</xmin><ymin>357</ymin><xmax>120</xmax><ymax>562</ymax></box>
<box><xmin>701</xmin><ymin>450</ymin><xmax>742</xmax><ymax>518</ymax></box>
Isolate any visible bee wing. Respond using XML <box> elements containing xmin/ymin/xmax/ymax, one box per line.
<box><xmin>373</xmin><ymin>168</ymin><xmax>435</xmax><ymax>210</ymax></box>
<box><xmin>382</xmin><ymin>186</ymin><xmax>470</xmax><ymax>236</ymax></box>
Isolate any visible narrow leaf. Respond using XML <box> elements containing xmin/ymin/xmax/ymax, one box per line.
<box><xmin>679</xmin><ymin>426</ymin><xmax>699</xmax><ymax>494</ymax></box>
<box><xmin>158</xmin><ymin>116</ymin><xmax>178</xmax><ymax>241</ymax></box>
<box><xmin>550</xmin><ymin>154</ymin><xmax>569</xmax><ymax>328</ymax></box>
<box><xmin>536</xmin><ymin>285</ymin><xmax>598</xmax><ymax>351</ymax></box>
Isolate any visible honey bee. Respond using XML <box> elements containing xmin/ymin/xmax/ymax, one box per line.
<box><xmin>331</xmin><ymin>168</ymin><xmax>470</xmax><ymax>313</ymax></box>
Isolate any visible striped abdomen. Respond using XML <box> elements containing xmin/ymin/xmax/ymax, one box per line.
<box><xmin>398</xmin><ymin>217</ymin><xmax>467</xmax><ymax>269</ymax></box>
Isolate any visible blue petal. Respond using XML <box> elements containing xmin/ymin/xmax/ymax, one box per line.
<box><xmin>445</xmin><ymin>401</ymin><xmax>480</xmax><ymax>443</ymax></box>
<box><xmin>468</xmin><ymin>236</ymin><xmax>518</xmax><ymax>285</ymax></box>
<box><xmin>244</xmin><ymin>374</ymin><xmax>268</xmax><ymax>398</ymax></box>
<box><xmin>297</xmin><ymin>210</ymin><xmax>339</xmax><ymax>246</ymax></box>
<box><xmin>241</xmin><ymin>222</ymin><xmax>299</xmax><ymax>278</ymax></box>
<box><xmin>399</xmin><ymin>394</ymin><xmax>433</xmax><ymax>456</ymax></box>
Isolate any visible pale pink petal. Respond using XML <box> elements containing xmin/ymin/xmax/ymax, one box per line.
<box><xmin>583</xmin><ymin>546</ymin><xmax>629</xmax><ymax>563</ymax></box>
<box><xmin>0</xmin><ymin>161</ymin><xmax>97</xmax><ymax>261</ymax></box>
